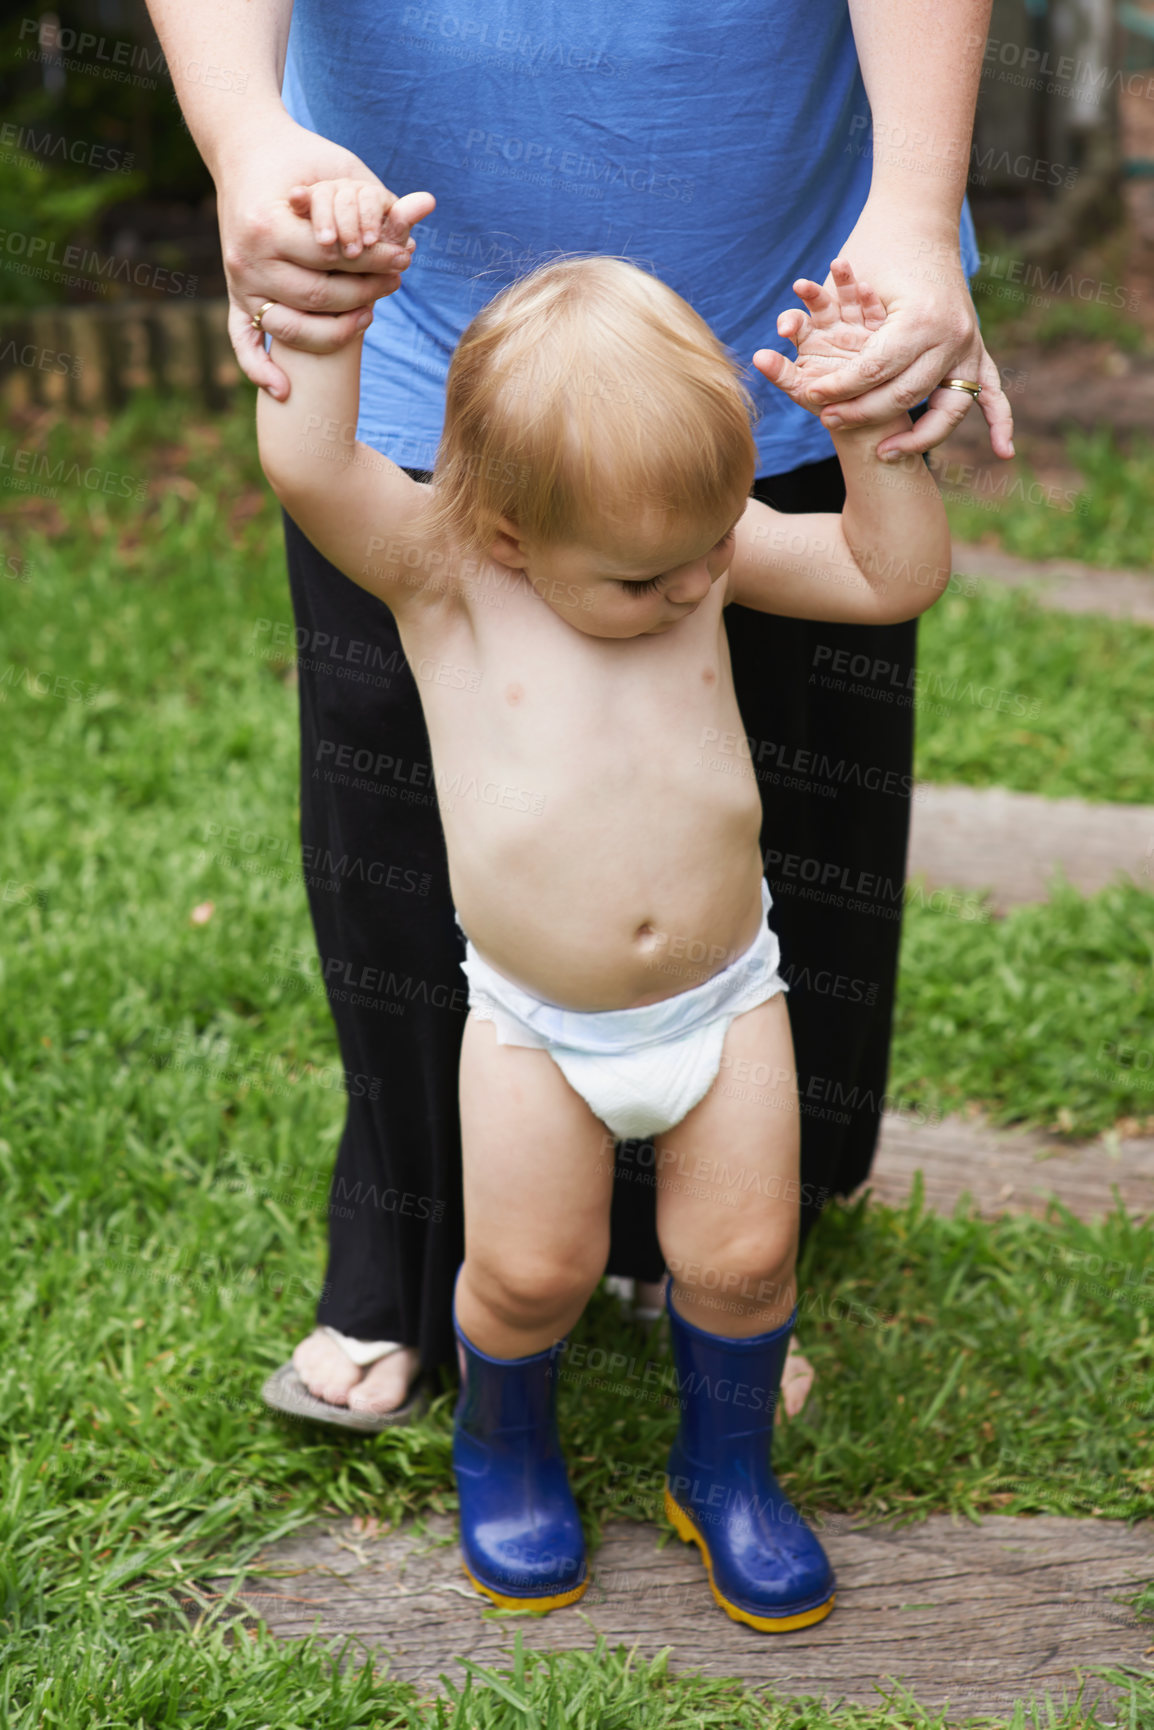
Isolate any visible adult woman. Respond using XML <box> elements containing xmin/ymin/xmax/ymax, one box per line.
<box><xmin>149</xmin><ymin>0</ymin><xmax>1011</xmax><ymax>1421</ymax></box>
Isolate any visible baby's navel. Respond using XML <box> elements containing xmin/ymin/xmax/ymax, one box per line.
<box><xmin>505</xmin><ymin>682</ymin><xmax>524</xmax><ymax>704</ymax></box>
<box><xmin>634</xmin><ymin>921</ymin><xmax>661</xmax><ymax>948</ymax></box>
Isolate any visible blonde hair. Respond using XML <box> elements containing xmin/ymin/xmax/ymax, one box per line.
<box><xmin>427</xmin><ymin>256</ymin><xmax>757</xmax><ymax>554</ymax></box>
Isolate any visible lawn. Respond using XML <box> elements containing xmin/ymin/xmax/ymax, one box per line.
<box><xmin>2</xmin><ymin>394</ymin><xmax>1152</xmax><ymax>1724</ymax></box>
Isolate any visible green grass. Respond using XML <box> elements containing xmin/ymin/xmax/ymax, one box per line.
<box><xmin>917</xmin><ymin>582</ymin><xmax>1154</xmax><ymax>803</ymax></box>
<box><xmin>10</xmin><ymin>1623</ymin><xmax>1149</xmax><ymax>1730</ymax></box>
<box><xmin>891</xmin><ymin>877</ymin><xmax>1154</xmax><ymax>1136</ymax></box>
<box><xmin>3</xmin><ymin>391</ymin><xmax>1154</xmax><ymax>1724</ymax></box>
<box><xmin>969</xmin><ymin>238</ymin><xmax>1150</xmax><ymax>353</ymax></box>
<box><xmin>945</xmin><ymin>427</ymin><xmax>1154</xmax><ymax>568</ymax></box>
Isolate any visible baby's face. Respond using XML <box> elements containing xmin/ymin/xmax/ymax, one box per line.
<box><xmin>493</xmin><ymin>506</ymin><xmax>744</xmax><ymax>639</ymax></box>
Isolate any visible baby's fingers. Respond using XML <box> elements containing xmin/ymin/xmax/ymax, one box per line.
<box><xmin>357</xmin><ymin>183</ymin><xmax>387</xmax><ymax>246</ymax></box>
<box><xmin>290</xmin><ymin>181</ymin><xmax>337</xmax><ymax>246</ymax></box>
<box><xmin>753</xmin><ymin>345</ymin><xmax>804</xmax><ymax>398</ymax></box>
<box><xmin>777</xmin><ymin>308</ymin><xmax>810</xmax><ymax>349</ymax></box>
<box><xmin>857</xmin><ymin>279</ymin><xmax>887</xmax><ymax>331</ymax></box>
<box><xmin>380</xmin><ymin>189</ymin><xmax>437</xmax><ymax>249</ymax></box>
<box><xmin>829</xmin><ymin>257</ymin><xmax>868</xmax><ymax>325</ymax></box>
<box><xmin>792</xmin><ymin>276</ymin><xmax>840</xmax><ymax>330</ymax></box>
<box><xmin>333</xmin><ymin>182</ymin><xmax>367</xmax><ymax>256</ymax></box>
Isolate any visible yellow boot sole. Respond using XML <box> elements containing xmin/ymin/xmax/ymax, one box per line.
<box><xmin>664</xmin><ymin>1489</ymin><xmax>835</xmax><ymax>1632</ymax></box>
<box><xmin>461</xmin><ymin>1560</ymin><xmax>589</xmax><ymax>1613</ymax></box>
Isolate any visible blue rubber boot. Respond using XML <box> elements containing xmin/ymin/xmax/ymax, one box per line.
<box><xmin>664</xmin><ymin>1288</ymin><xmax>835</xmax><ymax>1631</ymax></box>
<box><xmin>451</xmin><ymin>1280</ymin><xmax>587</xmax><ymax>1612</ymax></box>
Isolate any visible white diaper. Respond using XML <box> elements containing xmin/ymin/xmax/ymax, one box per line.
<box><xmin>456</xmin><ymin>879</ymin><xmax>788</xmax><ymax>1142</ymax></box>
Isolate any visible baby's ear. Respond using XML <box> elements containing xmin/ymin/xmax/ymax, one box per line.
<box><xmin>489</xmin><ymin>516</ymin><xmax>529</xmax><ymax>569</ymax></box>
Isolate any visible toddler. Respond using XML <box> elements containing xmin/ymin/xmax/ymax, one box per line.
<box><xmin>255</xmin><ymin>180</ymin><xmax>950</xmax><ymax>1633</ymax></box>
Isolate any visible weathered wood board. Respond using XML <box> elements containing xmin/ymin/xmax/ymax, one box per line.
<box><xmin>211</xmin><ymin>1511</ymin><xmax>1153</xmax><ymax>1717</ymax></box>
<box><xmin>862</xmin><ymin>1110</ymin><xmax>1154</xmax><ymax>1222</ymax></box>
<box><xmin>952</xmin><ymin>543</ymin><xmax>1154</xmax><ymax>627</ymax></box>
<box><xmin>907</xmin><ymin>784</ymin><xmax>1154</xmax><ymax>911</ymax></box>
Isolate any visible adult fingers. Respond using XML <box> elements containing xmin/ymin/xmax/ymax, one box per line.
<box><xmin>815</xmin><ymin>331</ymin><xmax>963</xmax><ymax>430</ymax></box>
<box><xmin>237</xmin><ymin>257</ymin><xmax>401</xmax><ymax>315</ymax></box>
<box><xmin>870</xmin><ymin>376</ymin><xmax>978</xmax><ymax>454</ymax></box>
<box><xmin>975</xmin><ymin>347</ymin><xmax>1016</xmax><ymax>459</ymax></box>
<box><xmin>876</xmin><ymin>346</ymin><xmax>1015</xmax><ymax>460</ymax></box>
<box><xmin>255</xmin><ymin>299</ymin><xmax>379</xmax><ymax>354</ymax></box>
<box><xmin>805</xmin><ymin>314</ymin><xmax>937</xmax><ymax>407</ymax></box>
<box><xmin>235</xmin><ymin>214</ymin><xmax>414</xmax><ymax>281</ymax></box>
<box><xmin>227</xmin><ymin>300</ymin><xmax>290</xmax><ymax>396</ymax></box>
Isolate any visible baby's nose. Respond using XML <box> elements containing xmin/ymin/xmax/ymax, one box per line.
<box><xmin>664</xmin><ymin>564</ymin><xmax>713</xmax><ymax>604</ymax></box>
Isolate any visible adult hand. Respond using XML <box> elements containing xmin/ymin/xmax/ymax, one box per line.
<box><xmin>796</xmin><ymin>200</ymin><xmax>1014</xmax><ymax>461</ymax></box>
<box><xmin>216</xmin><ymin>112</ymin><xmax>425</xmax><ymax>399</ymax></box>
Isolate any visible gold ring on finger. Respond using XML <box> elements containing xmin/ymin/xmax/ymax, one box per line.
<box><xmin>940</xmin><ymin>377</ymin><xmax>982</xmax><ymax>399</ymax></box>
<box><xmin>251</xmin><ymin>301</ymin><xmax>276</xmax><ymax>332</ymax></box>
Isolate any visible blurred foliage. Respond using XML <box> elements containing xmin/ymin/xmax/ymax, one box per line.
<box><xmin>970</xmin><ymin>223</ymin><xmax>1148</xmax><ymax>351</ymax></box>
<box><xmin>946</xmin><ymin>427</ymin><xmax>1154</xmax><ymax>568</ymax></box>
<box><xmin>0</xmin><ymin>149</ymin><xmax>140</xmax><ymax>308</ymax></box>
<box><xmin>3</xmin><ymin>8</ymin><xmax>209</xmax><ymax>196</ymax></box>
<box><xmin>0</xmin><ymin>8</ymin><xmax>211</xmax><ymax>305</ymax></box>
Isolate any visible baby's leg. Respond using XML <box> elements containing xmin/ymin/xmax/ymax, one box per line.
<box><xmin>655</xmin><ymin>994</ymin><xmax>800</xmax><ymax>1338</ymax></box>
<box><xmin>455</xmin><ymin>1013</ymin><xmax>616</xmax><ymax>1360</ymax></box>
<box><xmin>653</xmin><ymin>997</ymin><xmax>835</xmax><ymax>1629</ymax></box>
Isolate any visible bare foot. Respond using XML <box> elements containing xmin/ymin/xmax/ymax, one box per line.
<box><xmin>291</xmin><ymin>1330</ymin><xmax>421</xmax><ymax>1414</ymax></box>
<box><xmin>348</xmin><ymin>1346</ymin><xmax>421</xmax><ymax>1414</ymax></box>
<box><xmin>780</xmin><ymin>1335</ymin><xmax>815</xmax><ymax>1420</ymax></box>
<box><xmin>292</xmin><ymin>1328</ymin><xmax>363</xmax><ymax>1407</ymax></box>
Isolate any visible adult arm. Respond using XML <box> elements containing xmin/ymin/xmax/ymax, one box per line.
<box><xmin>144</xmin><ymin>0</ymin><xmax>421</xmax><ymax>398</ymax></box>
<box><xmin>805</xmin><ymin>0</ymin><xmax>1015</xmax><ymax>460</ymax></box>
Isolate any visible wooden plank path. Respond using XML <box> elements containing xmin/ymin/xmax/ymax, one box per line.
<box><xmin>213</xmin><ymin>1509</ymin><xmax>1152</xmax><ymax>1716</ymax></box>
<box><xmin>861</xmin><ymin>1109</ymin><xmax>1154</xmax><ymax>1221</ymax></box>
<box><xmin>953</xmin><ymin>542</ymin><xmax>1154</xmax><ymax>626</ymax></box>
<box><xmin>908</xmin><ymin>784</ymin><xmax>1154</xmax><ymax>912</ymax></box>
<box><xmin>906</xmin><ymin>545</ymin><xmax>1154</xmax><ymax>910</ymax></box>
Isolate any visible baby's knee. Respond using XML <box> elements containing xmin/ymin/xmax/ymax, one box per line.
<box><xmin>470</xmin><ymin>1243</ymin><xmax>605</xmax><ymax>1332</ymax></box>
<box><xmin>667</xmin><ymin>1225</ymin><xmax>798</xmax><ymax>1305</ymax></box>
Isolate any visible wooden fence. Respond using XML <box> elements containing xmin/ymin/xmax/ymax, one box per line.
<box><xmin>0</xmin><ymin>298</ymin><xmax>239</xmax><ymax>412</ymax></box>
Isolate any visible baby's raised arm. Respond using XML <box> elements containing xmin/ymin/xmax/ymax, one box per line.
<box><xmin>255</xmin><ymin>180</ymin><xmax>437</xmax><ymax>605</ymax></box>
<box><xmin>727</xmin><ymin>261</ymin><xmax>952</xmax><ymax>625</ymax></box>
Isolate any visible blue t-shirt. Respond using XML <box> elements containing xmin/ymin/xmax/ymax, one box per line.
<box><xmin>283</xmin><ymin>2</ymin><xmax>979</xmax><ymax>479</ymax></box>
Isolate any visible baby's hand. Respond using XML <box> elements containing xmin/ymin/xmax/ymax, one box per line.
<box><xmin>287</xmin><ymin>177</ymin><xmax>435</xmax><ymax>267</ymax></box>
<box><xmin>753</xmin><ymin>260</ymin><xmax>888</xmax><ymax>416</ymax></box>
